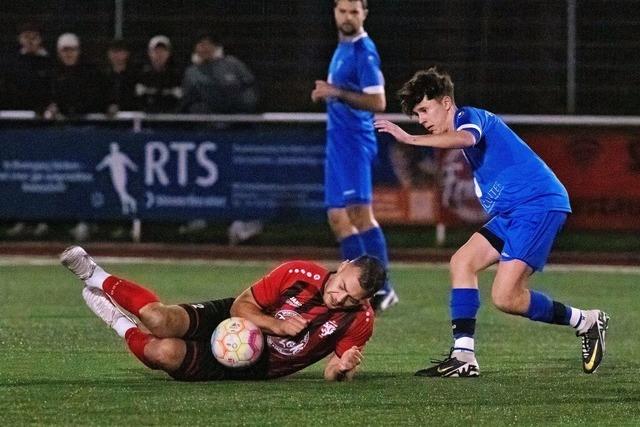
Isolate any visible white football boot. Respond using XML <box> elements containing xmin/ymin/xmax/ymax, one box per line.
<box><xmin>82</xmin><ymin>286</ymin><xmax>136</xmax><ymax>335</ymax></box>
<box><xmin>60</xmin><ymin>246</ymin><xmax>97</xmax><ymax>281</ymax></box>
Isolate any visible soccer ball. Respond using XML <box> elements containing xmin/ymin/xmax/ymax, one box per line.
<box><xmin>211</xmin><ymin>317</ymin><xmax>264</xmax><ymax>368</ymax></box>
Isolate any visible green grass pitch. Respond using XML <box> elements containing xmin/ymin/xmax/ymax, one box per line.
<box><xmin>2</xmin><ymin>259</ymin><xmax>640</xmax><ymax>425</ymax></box>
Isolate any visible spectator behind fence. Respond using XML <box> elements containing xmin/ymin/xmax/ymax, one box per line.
<box><xmin>180</xmin><ymin>33</ymin><xmax>257</xmax><ymax>114</ymax></box>
<box><xmin>2</xmin><ymin>21</ymin><xmax>53</xmax><ymax>114</ymax></box>
<box><xmin>103</xmin><ymin>39</ymin><xmax>138</xmax><ymax>115</ymax></box>
<box><xmin>135</xmin><ymin>35</ymin><xmax>183</xmax><ymax>113</ymax></box>
<box><xmin>45</xmin><ymin>33</ymin><xmax>105</xmax><ymax>119</ymax></box>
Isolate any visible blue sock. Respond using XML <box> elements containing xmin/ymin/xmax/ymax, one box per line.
<box><xmin>360</xmin><ymin>227</ymin><xmax>391</xmax><ymax>292</ymax></box>
<box><xmin>450</xmin><ymin>288</ymin><xmax>481</xmax><ymax>321</ymax></box>
<box><xmin>339</xmin><ymin>234</ymin><xmax>365</xmax><ymax>260</ymax></box>
<box><xmin>450</xmin><ymin>288</ymin><xmax>480</xmax><ymax>352</ymax></box>
<box><xmin>360</xmin><ymin>227</ymin><xmax>389</xmax><ymax>265</ymax></box>
<box><xmin>525</xmin><ymin>290</ymin><xmax>555</xmax><ymax>323</ymax></box>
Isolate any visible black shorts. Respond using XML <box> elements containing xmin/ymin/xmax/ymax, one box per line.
<box><xmin>168</xmin><ymin>297</ymin><xmax>269</xmax><ymax>381</ymax></box>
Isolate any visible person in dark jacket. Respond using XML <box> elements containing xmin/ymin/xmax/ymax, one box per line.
<box><xmin>2</xmin><ymin>21</ymin><xmax>53</xmax><ymax>114</ymax></box>
<box><xmin>45</xmin><ymin>33</ymin><xmax>104</xmax><ymax>119</ymax></box>
<box><xmin>134</xmin><ymin>35</ymin><xmax>183</xmax><ymax>113</ymax></box>
<box><xmin>103</xmin><ymin>39</ymin><xmax>138</xmax><ymax>115</ymax></box>
<box><xmin>180</xmin><ymin>33</ymin><xmax>257</xmax><ymax>114</ymax></box>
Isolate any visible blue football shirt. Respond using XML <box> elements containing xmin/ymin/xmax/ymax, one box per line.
<box><xmin>454</xmin><ymin>107</ymin><xmax>572</xmax><ymax>215</ymax></box>
<box><xmin>326</xmin><ymin>32</ymin><xmax>385</xmax><ymax>133</ymax></box>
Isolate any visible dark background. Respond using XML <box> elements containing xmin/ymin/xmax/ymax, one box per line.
<box><xmin>1</xmin><ymin>0</ymin><xmax>639</xmax><ymax>114</ymax></box>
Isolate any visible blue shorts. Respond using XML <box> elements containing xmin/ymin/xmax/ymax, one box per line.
<box><xmin>480</xmin><ymin>210</ymin><xmax>568</xmax><ymax>272</ymax></box>
<box><xmin>324</xmin><ymin>130</ymin><xmax>377</xmax><ymax>209</ymax></box>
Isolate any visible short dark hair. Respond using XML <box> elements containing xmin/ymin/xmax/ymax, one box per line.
<box><xmin>17</xmin><ymin>21</ymin><xmax>42</xmax><ymax>35</ymax></box>
<box><xmin>108</xmin><ymin>38</ymin><xmax>129</xmax><ymax>52</ymax></box>
<box><xmin>334</xmin><ymin>0</ymin><xmax>368</xmax><ymax>10</ymax></box>
<box><xmin>194</xmin><ymin>31</ymin><xmax>222</xmax><ymax>46</ymax></box>
<box><xmin>398</xmin><ymin>67</ymin><xmax>455</xmax><ymax>116</ymax></box>
<box><xmin>351</xmin><ymin>255</ymin><xmax>386</xmax><ymax>297</ymax></box>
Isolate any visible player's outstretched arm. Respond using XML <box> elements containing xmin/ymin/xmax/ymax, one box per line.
<box><xmin>324</xmin><ymin>346</ymin><xmax>363</xmax><ymax>382</ymax></box>
<box><xmin>231</xmin><ymin>289</ymin><xmax>308</xmax><ymax>337</ymax></box>
<box><xmin>374</xmin><ymin>119</ymin><xmax>475</xmax><ymax>149</ymax></box>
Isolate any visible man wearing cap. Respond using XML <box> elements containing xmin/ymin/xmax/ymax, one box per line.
<box><xmin>45</xmin><ymin>33</ymin><xmax>104</xmax><ymax>119</ymax></box>
<box><xmin>1</xmin><ymin>21</ymin><xmax>53</xmax><ymax>113</ymax></box>
<box><xmin>134</xmin><ymin>35</ymin><xmax>183</xmax><ymax>113</ymax></box>
<box><xmin>180</xmin><ymin>32</ymin><xmax>257</xmax><ymax>114</ymax></box>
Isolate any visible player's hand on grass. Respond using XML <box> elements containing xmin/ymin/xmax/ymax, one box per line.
<box><xmin>374</xmin><ymin>119</ymin><xmax>412</xmax><ymax>144</ymax></box>
<box><xmin>338</xmin><ymin>346</ymin><xmax>363</xmax><ymax>372</ymax></box>
<box><xmin>276</xmin><ymin>316</ymin><xmax>309</xmax><ymax>337</ymax></box>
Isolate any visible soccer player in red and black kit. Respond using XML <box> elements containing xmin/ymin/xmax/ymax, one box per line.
<box><xmin>60</xmin><ymin>246</ymin><xmax>386</xmax><ymax>381</ymax></box>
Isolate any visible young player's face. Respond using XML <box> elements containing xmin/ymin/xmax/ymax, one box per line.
<box><xmin>334</xmin><ymin>0</ymin><xmax>367</xmax><ymax>37</ymax></box>
<box><xmin>412</xmin><ymin>96</ymin><xmax>453</xmax><ymax>135</ymax></box>
<box><xmin>323</xmin><ymin>262</ymin><xmax>370</xmax><ymax>309</ymax></box>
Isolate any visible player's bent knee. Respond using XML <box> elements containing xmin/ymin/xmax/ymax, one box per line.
<box><xmin>450</xmin><ymin>250</ymin><xmax>475</xmax><ymax>276</ymax></box>
<box><xmin>145</xmin><ymin>339</ymin><xmax>185</xmax><ymax>371</ymax></box>
<box><xmin>327</xmin><ymin>211</ymin><xmax>354</xmax><ymax>237</ymax></box>
<box><xmin>491</xmin><ymin>290</ymin><xmax>518</xmax><ymax>314</ymax></box>
<box><xmin>140</xmin><ymin>304</ymin><xmax>175</xmax><ymax>338</ymax></box>
<box><xmin>346</xmin><ymin>207</ymin><xmax>374</xmax><ymax>229</ymax></box>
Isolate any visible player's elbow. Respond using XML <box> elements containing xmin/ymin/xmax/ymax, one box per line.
<box><xmin>456</xmin><ymin>130</ymin><xmax>476</xmax><ymax>148</ymax></box>
<box><xmin>372</xmin><ymin>96</ymin><xmax>386</xmax><ymax>113</ymax></box>
<box><xmin>229</xmin><ymin>300</ymin><xmax>246</xmax><ymax>318</ymax></box>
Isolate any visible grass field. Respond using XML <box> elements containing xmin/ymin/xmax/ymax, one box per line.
<box><xmin>2</xmin><ymin>258</ymin><xmax>640</xmax><ymax>426</ymax></box>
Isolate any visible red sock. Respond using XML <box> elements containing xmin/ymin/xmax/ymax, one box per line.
<box><xmin>103</xmin><ymin>276</ymin><xmax>159</xmax><ymax>317</ymax></box>
<box><xmin>125</xmin><ymin>328</ymin><xmax>155</xmax><ymax>369</ymax></box>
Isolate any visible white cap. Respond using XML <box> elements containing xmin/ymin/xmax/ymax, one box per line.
<box><xmin>148</xmin><ymin>35</ymin><xmax>171</xmax><ymax>50</ymax></box>
<box><xmin>57</xmin><ymin>33</ymin><xmax>80</xmax><ymax>50</ymax></box>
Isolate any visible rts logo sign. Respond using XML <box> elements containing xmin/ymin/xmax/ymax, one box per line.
<box><xmin>96</xmin><ymin>140</ymin><xmax>224</xmax><ymax>215</ymax></box>
<box><xmin>145</xmin><ymin>141</ymin><xmax>219</xmax><ymax>187</ymax></box>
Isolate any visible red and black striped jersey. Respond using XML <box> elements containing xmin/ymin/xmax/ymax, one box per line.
<box><xmin>250</xmin><ymin>260</ymin><xmax>374</xmax><ymax>379</ymax></box>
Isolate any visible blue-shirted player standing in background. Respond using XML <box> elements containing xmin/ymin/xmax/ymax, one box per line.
<box><xmin>374</xmin><ymin>67</ymin><xmax>609</xmax><ymax>377</ymax></box>
<box><xmin>311</xmin><ymin>0</ymin><xmax>398</xmax><ymax>312</ymax></box>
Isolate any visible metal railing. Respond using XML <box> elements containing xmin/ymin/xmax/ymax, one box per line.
<box><xmin>3</xmin><ymin>111</ymin><xmax>640</xmax><ymax>128</ymax></box>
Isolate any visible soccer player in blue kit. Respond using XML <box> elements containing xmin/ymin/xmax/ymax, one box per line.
<box><xmin>374</xmin><ymin>67</ymin><xmax>609</xmax><ymax>377</ymax></box>
<box><xmin>311</xmin><ymin>0</ymin><xmax>398</xmax><ymax>312</ymax></box>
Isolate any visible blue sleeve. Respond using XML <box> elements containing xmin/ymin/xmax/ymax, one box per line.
<box><xmin>454</xmin><ymin>107</ymin><xmax>483</xmax><ymax>145</ymax></box>
<box><xmin>356</xmin><ymin>42</ymin><xmax>384</xmax><ymax>93</ymax></box>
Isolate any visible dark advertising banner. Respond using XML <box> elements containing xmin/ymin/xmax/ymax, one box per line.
<box><xmin>524</xmin><ymin>129</ymin><xmax>640</xmax><ymax>230</ymax></box>
<box><xmin>0</xmin><ymin>128</ymin><xmax>327</xmax><ymax>221</ymax></box>
<box><xmin>3</xmin><ymin>126</ymin><xmax>637</xmax><ymax>230</ymax></box>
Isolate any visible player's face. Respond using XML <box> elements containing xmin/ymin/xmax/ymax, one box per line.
<box><xmin>334</xmin><ymin>0</ymin><xmax>367</xmax><ymax>37</ymax></box>
<box><xmin>412</xmin><ymin>96</ymin><xmax>453</xmax><ymax>135</ymax></box>
<box><xmin>323</xmin><ymin>262</ymin><xmax>369</xmax><ymax>310</ymax></box>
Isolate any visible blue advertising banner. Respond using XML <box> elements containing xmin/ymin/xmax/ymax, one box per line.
<box><xmin>0</xmin><ymin>127</ymin><xmax>333</xmax><ymax>221</ymax></box>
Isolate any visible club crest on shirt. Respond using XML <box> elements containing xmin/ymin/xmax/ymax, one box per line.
<box><xmin>286</xmin><ymin>297</ymin><xmax>303</xmax><ymax>308</ymax></box>
<box><xmin>319</xmin><ymin>320</ymin><xmax>338</xmax><ymax>338</ymax></box>
<box><xmin>267</xmin><ymin>310</ymin><xmax>310</xmax><ymax>356</ymax></box>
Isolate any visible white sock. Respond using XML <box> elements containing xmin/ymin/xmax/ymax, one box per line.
<box><xmin>113</xmin><ymin>318</ymin><xmax>137</xmax><ymax>338</ymax></box>
<box><xmin>85</xmin><ymin>265</ymin><xmax>110</xmax><ymax>289</ymax></box>
<box><xmin>453</xmin><ymin>337</ymin><xmax>475</xmax><ymax>354</ymax></box>
<box><xmin>569</xmin><ymin>308</ymin><xmax>585</xmax><ymax>329</ymax></box>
